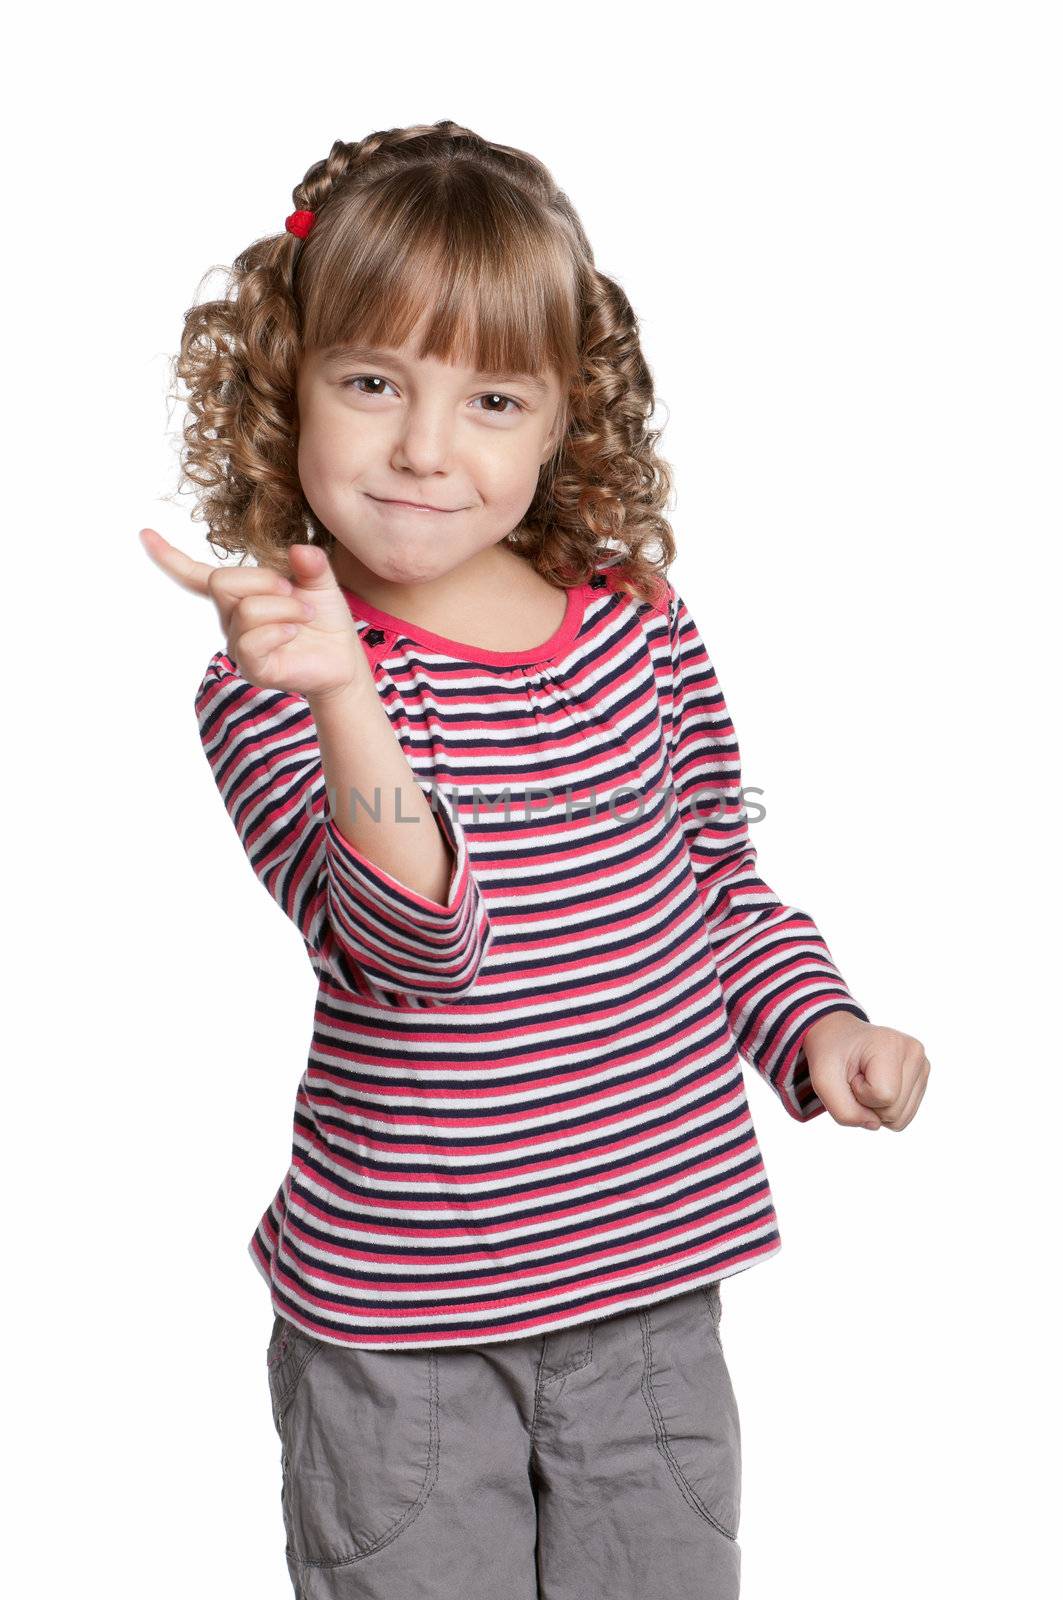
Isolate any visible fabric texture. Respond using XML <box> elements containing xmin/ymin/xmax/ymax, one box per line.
<box><xmin>194</xmin><ymin>567</ymin><xmax>868</xmax><ymax>1348</ymax></box>
<box><xmin>265</xmin><ymin>1279</ymin><xmax>741</xmax><ymax>1599</ymax></box>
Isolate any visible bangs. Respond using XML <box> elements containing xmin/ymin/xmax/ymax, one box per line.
<box><xmin>297</xmin><ymin>166</ymin><xmax>581</xmax><ymax>386</ymax></box>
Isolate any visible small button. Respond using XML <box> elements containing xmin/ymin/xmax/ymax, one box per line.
<box><xmin>365</xmin><ymin>628</ymin><xmax>386</xmax><ymax>645</ymax></box>
<box><xmin>589</xmin><ymin>573</ymin><xmax>607</xmax><ymax>589</ymax></box>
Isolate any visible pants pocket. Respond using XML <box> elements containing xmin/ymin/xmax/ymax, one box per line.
<box><xmin>267</xmin><ymin>1316</ymin><xmax>441</xmax><ymax>1568</ymax></box>
<box><xmin>702</xmin><ymin>1279</ymin><xmax>725</xmax><ymax>1343</ymax></box>
<box><xmin>641</xmin><ymin>1288</ymin><xmax>742</xmax><ymax>1541</ymax></box>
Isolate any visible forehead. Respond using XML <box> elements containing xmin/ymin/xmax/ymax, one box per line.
<box><xmin>316</xmin><ymin>341</ymin><xmax>553</xmax><ymax>395</ymax></box>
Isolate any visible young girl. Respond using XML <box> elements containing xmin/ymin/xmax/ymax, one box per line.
<box><xmin>143</xmin><ymin>121</ymin><xmax>929</xmax><ymax>1600</ymax></box>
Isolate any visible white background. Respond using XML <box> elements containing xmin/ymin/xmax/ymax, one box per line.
<box><xmin>7</xmin><ymin>2</ymin><xmax>1059</xmax><ymax>1595</ymax></box>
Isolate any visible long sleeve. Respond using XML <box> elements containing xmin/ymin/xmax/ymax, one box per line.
<box><xmin>664</xmin><ymin>585</ymin><xmax>869</xmax><ymax>1122</ymax></box>
<box><xmin>194</xmin><ymin>651</ymin><xmax>493</xmax><ymax>1007</ymax></box>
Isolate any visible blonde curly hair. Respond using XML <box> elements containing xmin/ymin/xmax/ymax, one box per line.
<box><xmin>168</xmin><ymin>120</ymin><xmax>676</xmax><ymax>606</ymax></box>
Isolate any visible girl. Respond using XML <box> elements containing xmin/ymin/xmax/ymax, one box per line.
<box><xmin>143</xmin><ymin>121</ymin><xmax>929</xmax><ymax>1600</ymax></box>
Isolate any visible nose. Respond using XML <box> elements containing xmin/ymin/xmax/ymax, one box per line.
<box><xmin>389</xmin><ymin>397</ymin><xmax>459</xmax><ymax>478</ymax></box>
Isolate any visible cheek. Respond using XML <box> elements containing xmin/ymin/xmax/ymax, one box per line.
<box><xmin>297</xmin><ymin>412</ymin><xmax>360</xmax><ymax>493</ymax></box>
<box><xmin>295</xmin><ymin>436</ymin><xmax>328</xmax><ymax>517</ymax></box>
<box><xmin>295</xmin><ymin>428</ymin><xmax>314</xmax><ymax>488</ymax></box>
<box><xmin>475</xmin><ymin>439</ymin><xmax>545</xmax><ymax>502</ymax></box>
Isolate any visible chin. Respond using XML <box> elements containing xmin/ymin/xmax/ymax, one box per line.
<box><xmin>368</xmin><ymin>547</ymin><xmax>444</xmax><ymax>585</ymax></box>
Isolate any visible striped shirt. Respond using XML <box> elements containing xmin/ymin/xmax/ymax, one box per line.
<box><xmin>194</xmin><ymin>566</ymin><xmax>868</xmax><ymax>1348</ymax></box>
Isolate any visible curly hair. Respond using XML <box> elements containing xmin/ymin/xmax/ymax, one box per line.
<box><xmin>168</xmin><ymin>120</ymin><xmax>676</xmax><ymax>606</ymax></box>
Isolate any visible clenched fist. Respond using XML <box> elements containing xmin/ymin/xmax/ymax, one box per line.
<box><xmin>139</xmin><ymin>529</ymin><xmax>368</xmax><ymax>702</ymax></box>
<box><xmin>802</xmin><ymin>1011</ymin><xmax>931</xmax><ymax>1131</ymax></box>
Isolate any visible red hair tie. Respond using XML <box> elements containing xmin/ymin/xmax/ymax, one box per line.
<box><xmin>285</xmin><ymin>209</ymin><xmax>316</xmax><ymax>240</ymax></box>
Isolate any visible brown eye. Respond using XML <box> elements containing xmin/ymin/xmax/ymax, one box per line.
<box><xmin>343</xmin><ymin>375</ymin><xmax>394</xmax><ymax>396</ymax></box>
<box><xmin>476</xmin><ymin>393</ymin><xmax>522</xmax><ymax>415</ymax></box>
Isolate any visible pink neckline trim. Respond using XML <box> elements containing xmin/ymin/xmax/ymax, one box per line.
<box><xmin>339</xmin><ymin>580</ymin><xmax>591</xmax><ymax>666</ymax></box>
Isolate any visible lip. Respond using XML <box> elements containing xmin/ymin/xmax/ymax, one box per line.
<box><xmin>369</xmin><ymin>495</ymin><xmax>459</xmax><ymax>513</ymax></box>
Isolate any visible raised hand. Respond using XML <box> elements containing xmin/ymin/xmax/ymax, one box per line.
<box><xmin>139</xmin><ymin>529</ymin><xmax>367</xmax><ymax>701</ymax></box>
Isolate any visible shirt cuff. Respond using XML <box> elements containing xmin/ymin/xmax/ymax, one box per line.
<box><xmin>770</xmin><ymin>998</ymin><xmax>872</xmax><ymax>1122</ymax></box>
<box><xmin>323</xmin><ymin>784</ymin><xmax>491</xmax><ymax>1000</ymax></box>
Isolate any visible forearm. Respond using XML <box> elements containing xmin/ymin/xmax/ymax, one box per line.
<box><xmin>308</xmin><ymin>675</ymin><xmax>456</xmax><ymax>910</ymax></box>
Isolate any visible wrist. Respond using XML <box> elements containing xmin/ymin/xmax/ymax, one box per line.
<box><xmin>802</xmin><ymin>1008</ymin><xmax>869</xmax><ymax>1048</ymax></box>
<box><xmin>307</xmin><ymin>675</ymin><xmax>371</xmax><ymax>714</ymax></box>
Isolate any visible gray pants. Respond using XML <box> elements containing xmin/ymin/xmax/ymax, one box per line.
<box><xmin>266</xmin><ymin>1280</ymin><xmax>742</xmax><ymax>1599</ymax></box>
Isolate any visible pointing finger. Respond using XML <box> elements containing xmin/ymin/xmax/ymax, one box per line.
<box><xmin>139</xmin><ymin>527</ymin><xmax>218</xmax><ymax>597</ymax></box>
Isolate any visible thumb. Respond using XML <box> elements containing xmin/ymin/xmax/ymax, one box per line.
<box><xmin>287</xmin><ymin>541</ymin><xmax>342</xmax><ymax>592</ymax></box>
<box><xmin>809</xmin><ymin>1048</ymin><xmax>884</xmax><ymax>1131</ymax></box>
<box><xmin>847</xmin><ymin>1058</ymin><xmax>895</xmax><ymax>1129</ymax></box>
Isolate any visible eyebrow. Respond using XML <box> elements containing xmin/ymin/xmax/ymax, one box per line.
<box><xmin>321</xmin><ymin>344</ymin><xmax>550</xmax><ymax>396</ymax></box>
